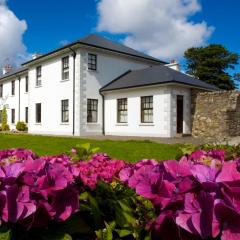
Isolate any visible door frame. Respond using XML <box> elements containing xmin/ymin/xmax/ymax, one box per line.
<box><xmin>176</xmin><ymin>95</ymin><xmax>184</xmax><ymax>134</ymax></box>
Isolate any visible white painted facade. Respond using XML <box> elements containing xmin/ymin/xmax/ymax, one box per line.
<box><xmin>0</xmin><ymin>41</ymin><xmax>194</xmax><ymax>138</ymax></box>
<box><xmin>103</xmin><ymin>85</ymin><xmax>191</xmax><ymax>138</ymax></box>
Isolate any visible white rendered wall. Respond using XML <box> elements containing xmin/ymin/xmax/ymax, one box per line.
<box><xmin>79</xmin><ymin>49</ymin><xmax>152</xmax><ymax>136</ymax></box>
<box><xmin>19</xmin><ymin>75</ymin><xmax>29</xmax><ymax>123</ymax></box>
<box><xmin>104</xmin><ymin>85</ymin><xmax>191</xmax><ymax>138</ymax></box>
<box><xmin>0</xmin><ymin>74</ymin><xmax>29</xmax><ymax>129</ymax></box>
<box><xmin>104</xmin><ymin>86</ymin><xmax>172</xmax><ymax>137</ymax></box>
<box><xmin>169</xmin><ymin>86</ymin><xmax>191</xmax><ymax>137</ymax></box>
<box><xmin>27</xmin><ymin>53</ymin><xmax>75</xmax><ymax>135</ymax></box>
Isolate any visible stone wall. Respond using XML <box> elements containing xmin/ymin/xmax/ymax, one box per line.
<box><xmin>192</xmin><ymin>90</ymin><xmax>240</xmax><ymax>139</ymax></box>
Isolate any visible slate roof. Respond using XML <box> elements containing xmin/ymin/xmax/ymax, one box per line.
<box><xmin>23</xmin><ymin>34</ymin><xmax>166</xmax><ymax>65</ymax></box>
<box><xmin>100</xmin><ymin>65</ymin><xmax>219</xmax><ymax>92</ymax></box>
<box><xmin>0</xmin><ymin>66</ymin><xmax>28</xmax><ymax>81</ymax></box>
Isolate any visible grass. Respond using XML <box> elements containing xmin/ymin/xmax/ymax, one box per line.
<box><xmin>0</xmin><ymin>133</ymin><xmax>182</xmax><ymax>162</ymax></box>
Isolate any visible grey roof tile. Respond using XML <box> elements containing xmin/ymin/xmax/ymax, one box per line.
<box><xmin>100</xmin><ymin>65</ymin><xmax>219</xmax><ymax>92</ymax></box>
<box><xmin>23</xmin><ymin>34</ymin><xmax>166</xmax><ymax>65</ymax></box>
<box><xmin>0</xmin><ymin>66</ymin><xmax>28</xmax><ymax>81</ymax></box>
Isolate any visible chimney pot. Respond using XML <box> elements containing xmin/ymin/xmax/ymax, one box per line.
<box><xmin>32</xmin><ymin>53</ymin><xmax>43</xmax><ymax>60</ymax></box>
<box><xmin>2</xmin><ymin>64</ymin><xmax>12</xmax><ymax>75</ymax></box>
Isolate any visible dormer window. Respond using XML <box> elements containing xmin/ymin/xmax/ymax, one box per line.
<box><xmin>36</xmin><ymin>66</ymin><xmax>42</xmax><ymax>86</ymax></box>
<box><xmin>88</xmin><ymin>53</ymin><xmax>97</xmax><ymax>71</ymax></box>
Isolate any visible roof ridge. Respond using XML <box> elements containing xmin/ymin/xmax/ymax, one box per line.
<box><xmin>100</xmin><ymin>70</ymin><xmax>132</xmax><ymax>92</ymax></box>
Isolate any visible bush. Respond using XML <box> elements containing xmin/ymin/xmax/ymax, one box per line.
<box><xmin>16</xmin><ymin>121</ymin><xmax>28</xmax><ymax>131</ymax></box>
<box><xmin>1</xmin><ymin>106</ymin><xmax>9</xmax><ymax>132</ymax></box>
<box><xmin>1</xmin><ymin>123</ymin><xmax>9</xmax><ymax>131</ymax></box>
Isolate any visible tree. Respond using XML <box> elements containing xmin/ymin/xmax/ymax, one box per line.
<box><xmin>184</xmin><ymin>44</ymin><xmax>239</xmax><ymax>90</ymax></box>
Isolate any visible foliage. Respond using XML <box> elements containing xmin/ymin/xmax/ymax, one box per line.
<box><xmin>180</xmin><ymin>143</ymin><xmax>240</xmax><ymax>161</ymax></box>
<box><xmin>16</xmin><ymin>121</ymin><xmax>28</xmax><ymax>132</ymax></box>
<box><xmin>70</xmin><ymin>143</ymin><xmax>99</xmax><ymax>161</ymax></box>
<box><xmin>3</xmin><ymin>143</ymin><xmax>240</xmax><ymax>239</ymax></box>
<box><xmin>1</xmin><ymin>107</ymin><xmax>9</xmax><ymax>131</ymax></box>
<box><xmin>120</xmin><ymin>148</ymin><xmax>240</xmax><ymax>239</ymax></box>
<box><xmin>184</xmin><ymin>44</ymin><xmax>239</xmax><ymax>90</ymax></box>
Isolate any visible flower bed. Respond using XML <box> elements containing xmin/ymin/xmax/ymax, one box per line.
<box><xmin>0</xmin><ymin>146</ymin><xmax>239</xmax><ymax>239</ymax></box>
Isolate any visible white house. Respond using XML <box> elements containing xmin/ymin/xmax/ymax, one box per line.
<box><xmin>0</xmin><ymin>34</ymin><xmax>217</xmax><ymax>138</ymax></box>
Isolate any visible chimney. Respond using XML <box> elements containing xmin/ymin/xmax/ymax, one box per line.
<box><xmin>32</xmin><ymin>53</ymin><xmax>43</xmax><ymax>60</ymax></box>
<box><xmin>165</xmin><ymin>60</ymin><xmax>180</xmax><ymax>71</ymax></box>
<box><xmin>2</xmin><ymin>64</ymin><xmax>13</xmax><ymax>75</ymax></box>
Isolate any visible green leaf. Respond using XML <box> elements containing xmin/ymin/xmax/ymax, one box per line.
<box><xmin>0</xmin><ymin>225</ymin><xmax>11</xmax><ymax>240</ymax></box>
<box><xmin>42</xmin><ymin>232</ymin><xmax>72</xmax><ymax>240</ymax></box>
<box><xmin>103</xmin><ymin>222</ymin><xmax>113</xmax><ymax>240</ymax></box>
<box><xmin>78</xmin><ymin>143</ymin><xmax>91</xmax><ymax>152</ymax></box>
<box><xmin>88</xmin><ymin>193</ymin><xmax>102</xmax><ymax>227</ymax></box>
<box><xmin>91</xmin><ymin>147</ymin><xmax>100</xmax><ymax>154</ymax></box>
<box><xmin>79</xmin><ymin>191</ymin><xmax>88</xmax><ymax>200</ymax></box>
<box><xmin>115</xmin><ymin>229</ymin><xmax>132</xmax><ymax>237</ymax></box>
<box><xmin>95</xmin><ymin>229</ymin><xmax>103</xmax><ymax>240</ymax></box>
<box><xmin>63</xmin><ymin>213</ymin><xmax>92</xmax><ymax>234</ymax></box>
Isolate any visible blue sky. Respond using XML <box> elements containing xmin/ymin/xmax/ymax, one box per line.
<box><xmin>1</xmin><ymin>0</ymin><xmax>240</xmax><ymax>75</ymax></box>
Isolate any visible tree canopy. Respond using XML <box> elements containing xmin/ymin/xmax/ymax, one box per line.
<box><xmin>184</xmin><ymin>44</ymin><xmax>239</xmax><ymax>90</ymax></box>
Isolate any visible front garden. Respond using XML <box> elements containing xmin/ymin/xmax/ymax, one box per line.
<box><xmin>0</xmin><ymin>142</ymin><xmax>239</xmax><ymax>239</ymax></box>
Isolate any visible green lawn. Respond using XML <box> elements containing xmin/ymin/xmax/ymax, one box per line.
<box><xmin>0</xmin><ymin>134</ymin><xmax>183</xmax><ymax>162</ymax></box>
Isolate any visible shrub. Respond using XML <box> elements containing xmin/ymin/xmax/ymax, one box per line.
<box><xmin>16</xmin><ymin>121</ymin><xmax>28</xmax><ymax>131</ymax></box>
<box><xmin>1</xmin><ymin>106</ymin><xmax>9</xmax><ymax>131</ymax></box>
<box><xmin>1</xmin><ymin>123</ymin><xmax>9</xmax><ymax>131</ymax></box>
<box><xmin>1</xmin><ymin>145</ymin><xmax>240</xmax><ymax>239</ymax></box>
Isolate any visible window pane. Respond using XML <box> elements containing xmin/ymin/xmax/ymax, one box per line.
<box><xmin>0</xmin><ymin>84</ymin><xmax>3</xmax><ymax>98</ymax></box>
<box><xmin>117</xmin><ymin>98</ymin><xmax>128</xmax><ymax>123</ymax></box>
<box><xmin>62</xmin><ymin>57</ymin><xmax>69</xmax><ymax>80</ymax></box>
<box><xmin>36</xmin><ymin>103</ymin><xmax>41</xmax><ymax>123</ymax></box>
<box><xmin>11</xmin><ymin>81</ymin><xmax>15</xmax><ymax>95</ymax></box>
<box><xmin>11</xmin><ymin>109</ymin><xmax>15</xmax><ymax>124</ymax></box>
<box><xmin>25</xmin><ymin>107</ymin><xmax>28</xmax><ymax>123</ymax></box>
<box><xmin>88</xmin><ymin>54</ymin><xmax>97</xmax><ymax>70</ymax></box>
<box><xmin>87</xmin><ymin>99</ymin><xmax>98</xmax><ymax>122</ymax></box>
<box><xmin>61</xmin><ymin>99</ymin><xmax>69</xmax><ymax>122</ymax></box>
<box><xmin>36</xmin><ymin>66</ymin><xmax>42</xmax><ymax>86</ymax></box>
<box><xmin>141</xmin><ymin>96</ymin><xmax>153</xmax><ymax>123</ymax></box>
<box><xmin>25</xmin><ymin>76</ymin><xmax>28</xmax><ymax>92</ymax></box>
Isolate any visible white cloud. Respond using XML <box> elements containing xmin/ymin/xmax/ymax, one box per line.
<box><xmin>0</xmin><ymin>0</ymin><xmax>30</xmax><ymax>70</ymax></box>
<box><xmin>97</xmin><ymin>0</ymin><xmax>214</xmax><ymax>60</ymax></box>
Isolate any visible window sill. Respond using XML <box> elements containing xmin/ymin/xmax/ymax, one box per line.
<box><xmin>60</xmin><ymin>122</ymin><xmax>69</xmax><ymax>125</ymax></box>
<box><xmin>88</xmin><ymin>69</ymin><xmax>98</xmax><ymax>73</ymax></box>
<box><xmin>35</xmin><ymin>123</ymin><xmax>42</xmax><ymax>125</ymax></box>
<box><xmin>116</xmin><ymin>123</ymin><xmax>128</xmax><ymax>126</ymax></box>
<box><xmin>11</xmin><ymin>95</ymin><xmax>15</xmax><ymax>97</ymax></box>
<box><xmin>35</xmin><ymin>85</ymin><xmax>42</xmax><ymax>88</ymax></box>
<box><xmin>86</xmin><ymin>122</ymin><xmax>99</xmax><ymax>125</ymax></box>
<box><xmin>139</xmin><ymin>123</ymin><xmax>154</xmax><ymax>126</ymax></box>
<box><xmin>24</xmin><ymin>92</ymin><xmax>28</xmax><ymax>94</ymax></box>
<box><xmin>60</xmin><ymin>79</ymin><xmax>69</xmax><ymax>82</ymax></box>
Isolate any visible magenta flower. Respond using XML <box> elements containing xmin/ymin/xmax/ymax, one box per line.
<box><xmin>176</xmin><ymin>191</ymin><xmax>214</xmax><ymax>239</ymax></box>
<box><xmin>163</xmin><ymin>160</ymin><xmax>192</xmax><ymax>179</ymax></box>
<box><xmin>216</xmin><ymin>161</ymin><xmax>240</xmax><ymax>182</ymax></box>
<box><xmin>214</xmin><ymin>200</ymin><xmax>240</xmax><ymax>240</ymax></box>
